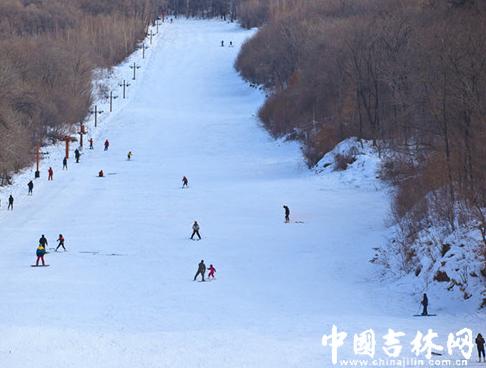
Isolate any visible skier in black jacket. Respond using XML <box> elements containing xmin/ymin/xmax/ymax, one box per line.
<box><xmin>193</xmin><ymin>260</ymin><xmax>206</xmax><ymax>281</ymax></box>
<box><xmin>74</xmin><ymin>149</ymin><xmax>81</xmax><ymax>163</ymax></box>
<box><xmin>283</xmin><ymin>205</ymin><xmax>290</xmax><ymax>223</ymax></box>
<box><xmin>421</xmin><ymin>293</ymin><xmax>429</xmax><ymax>316</ymax></box>
<box><xmin>39</xmin><ymin>235</ymin><xmax>48</xmax><ymax>248</ymax></box>
<box><xmin>476</xmin><ymin>333</ymin><xmax>485</xmax><ymax>362</ymax></box>
<box><xmin>28</xmin><ymin>180</ymin><xmax>34</xmax><ymax>195</ymax></box>
<box><xmin>7</xmin><ymin>195</ymin><xmax>14</xmax><ymax>210</ymax></box>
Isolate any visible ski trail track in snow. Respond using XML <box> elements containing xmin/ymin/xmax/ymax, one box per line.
<box><xmin>0</xmin><ymin>19</ymin><xmax>483</xmax><ymax>367</ymax></box>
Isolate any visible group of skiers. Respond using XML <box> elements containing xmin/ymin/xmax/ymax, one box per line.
<box><xmin>10</xmin><ymin>132</ymin><xmax>297</xmax><ymax>282</ymax></box>
<box><xmin>35</xmin><ymin>234</ymin><xmax>65</xmax><ymax>266</ymax></box>
<box><xmin>179</xmin><ymin>179</ymin><xmax>220</xmax><ymax>280</ymax></box>
<box><xmin>419</xmin><ymin>293</ymin><xmax>485</xmax><ymax>362</ymax></box>
<box><xmin>220</xmin><ymin>40</ymin><xmax>233</xmax><ymax>47</ymax></box>
<box><xmin>182</xmin><ymin>180</ymin><xmax>211</xmax><ymax>277</ymax></box>
<box><xmin>187</xmin><ymin>204</ymin><xmax>291</xmax><ymax>280</ymax></box>
<box><xmin>19</xmin><ymin>136</ymin><xmax>209</xmax><ymax>275</ymax></box>
<box><xmin>2</xmin><ymin>138</ymin><xmax>113</xmax><ymax>212</ymax></box>
<box><xmin>0</xmin><ymin>138</ymin><xmax>168</xmax><ymax>214</ymax></box>
<box><xmin>193</xmin><ymin>260</ymin><xmax>216</xmax><ymax>282</ymax></box>
<box><xmin>26</xmin><ymin>138</ymin><xmax>117</xmax><ymax>264</ymax></box>
<box><xmin>62</xmin><ymin>149</ymin><xmax>81</xmax><ymax>171</ymax></box>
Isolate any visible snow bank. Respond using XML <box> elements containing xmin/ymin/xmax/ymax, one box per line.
<box><xmin>314</xmin><ymin>137</ymin><xmax>384</xmax><ymax>190</ymax></box>
<box><xmin>376</xmin><ymin>206</ymin><xmax>486</xmax><ymax>310</ymax></box>
<box><xmin>317</xmin><ymin>138</ymin><xmax>486</xmax><ymax>309</ymax></box>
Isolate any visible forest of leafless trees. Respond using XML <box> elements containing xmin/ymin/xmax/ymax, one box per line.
<box><xmin>235</xmin><ymin>0</ymin><xmax>486</xmax><ymax>266</ymax></box>
<box><xmin>0</xmin><ymin>0</ymin><xmax>166</xmax><ymax>184</ymax></box>
<box><xmin>167</xmin><ymin>0</ymin><xmax>235</xmax><ymax>19</ymax></box>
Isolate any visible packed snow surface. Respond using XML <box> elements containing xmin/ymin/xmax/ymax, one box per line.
<box><xmin>0</xmin><ymin>19</ymin><xmax>483</xmax><ymax>367</ymax></box>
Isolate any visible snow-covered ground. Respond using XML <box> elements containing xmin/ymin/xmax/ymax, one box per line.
<box><xmin>0</xmin><ymin>19</ymin><xmax>484</xmax><ymax>367</ymax></box>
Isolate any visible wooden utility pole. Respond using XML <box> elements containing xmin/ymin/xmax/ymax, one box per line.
<box><xmin>119</xmin><ymin>80</ymin><xmax>131</xmax><ymax>99</ymax></box>
<box><xmin>107</xmin><ymin>91</ymin><xmax>118</xmax><ymax>112</ymax></box>
<box><xmin>130</xmin><ymin>62</ymin><xmax>141</xmax><ymax>80</ymax></box>
<box><xmin>89</xmin><ymin>105</ymin><xmax>104</xmax><ymax>127</ymax></box>
<box><xmin>78</xmin><ymin>122</ymin><xmax>86</xmax><ymax>147</ymax></box>
<box><xmin>147</xmin><ymin>30</ymin><xmax>155</xmax><ymax>44</ymax></box>
<box><xmin>142</xmin><ymin>43</ymin><xmax>149</xmax><ymax>59</ymax></box>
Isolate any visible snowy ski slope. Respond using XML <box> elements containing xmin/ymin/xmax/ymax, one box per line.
<box><xmin>0</xmin><ymin>19</ymin><xmax>483</xmax><ymax>368</ymax></box>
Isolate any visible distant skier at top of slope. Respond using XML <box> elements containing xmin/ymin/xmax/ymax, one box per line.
<box><xmin>182</xmin><ymin>176</ymin><xmax>188</xmax><ymax>188</ymax></box>
<box><xmin>89</xmin><ymin>138</ymin><xmax>94</xmax><ymax>150</ymax></box>
<box><xmin>283</xmin><ymin>205</ymin><xmax>290</xmax><ymax>223</ymax></box>
<box><xmin>191</xmin><ymin>221</ymin><xmax>201</xmax><ymax>240</ymax></box>
<box><xmin>194</xmin><ymin>260</ymin><xmax>206</xmax><ymax>281</ymax></box>
<box><xmin>104</xmin><ymin>139</ymin><xmax>110</xmax><ymax>151</ymax></box>
<box><xmin>127</xmin><ymin>151</ymin><xmax>132</xmax><ymax>161</ymax></box>
<box><xmin>221</xmin><ymin>40</ymin><xmax>224</xmax><ymax>47</ymax></box>
<box><xmin>421</xmin><ymin>293</ymin><xmax>428</xmax><ymax>316</ymax></box>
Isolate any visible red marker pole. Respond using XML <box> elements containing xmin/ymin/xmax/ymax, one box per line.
<box><xmin>79</xmin><ymin>122</ymin><xmax>85</xmax><ymax>148</ymax></box>
<box><xmin>64</xmin><ymin>136</ymin><xmax>70</xmax><ymax>159</ymax></box>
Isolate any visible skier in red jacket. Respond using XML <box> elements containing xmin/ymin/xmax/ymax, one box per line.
<box><xmin>56</xmin><ymin>234</ymin><xmax>66</xmax><ymax>251</ymax></box>
<box><xmin>48</xmin><ymin>167</ymin><xmax>54</xmax><ymax>181</ymax></box>
<box><xmin>208</xmin><ymin>264</ymin><xmax>216</xmax><ymax>279</ymax></box>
